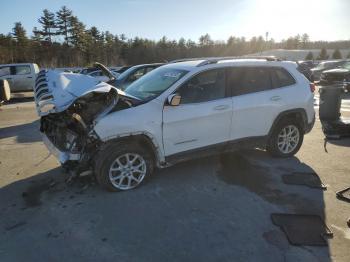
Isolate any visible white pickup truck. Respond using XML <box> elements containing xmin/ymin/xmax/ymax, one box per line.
<box><xmin>0</xmin><ymin>63</ymin><xmax>40</xmax><ymax>92</ymax></box>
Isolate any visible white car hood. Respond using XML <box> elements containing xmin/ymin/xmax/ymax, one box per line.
<box><xmin>34</xmin><ymin>70</ymin><xmax>120</xmax><ymax>116</ymax></box>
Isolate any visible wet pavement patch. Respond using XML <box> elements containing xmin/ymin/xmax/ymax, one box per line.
<box><xmin>217</xmin><ymin>152</ymin><xmax>272</xmax><ymax>195</ymax></box>
<box><xmin>22</xmin><ymin>181</ymin><xmax>54</xmax><ymax>207</ymax></box>
<box><xmin>271</xmin><ymin>213</ymin><xmax>333</xmax><ymax>246</ymax></box>
<box><xmin>282</xmin><ymin>172</ymin><xmax>327</xmax><ymax>189</ymax></box>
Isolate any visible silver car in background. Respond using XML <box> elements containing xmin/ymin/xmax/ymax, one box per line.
<box><xmin>0</xmin><ymin>63</ymin><xmax>40</xmax><ymax>92</ymax></box>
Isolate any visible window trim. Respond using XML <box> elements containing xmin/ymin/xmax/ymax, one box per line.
<box><xmin>270</xmin><ymin>67</ymin><xmax>296</xmax><ymax>89</ymax></box>
<box><xmin>172</xmin><ymin>68</ymin><xmax>229</xmax><ymax>105</ymax></box>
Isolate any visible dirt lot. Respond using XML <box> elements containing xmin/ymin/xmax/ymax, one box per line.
<box><xmin>0</xmin><ymin>96</ymin><xmax>350</xmax><ymax>262</ymax></box>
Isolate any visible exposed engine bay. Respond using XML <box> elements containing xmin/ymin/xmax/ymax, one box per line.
<box><xmin>34</xmin><ymin>68</ymin><xmax>140</xmax><ymax>171</ymax></box>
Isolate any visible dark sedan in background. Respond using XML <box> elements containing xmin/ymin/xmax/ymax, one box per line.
<box><xmin>319</xmin><ymin>60</ymin><xmax>350</xmax><ymax>91</ymax></box>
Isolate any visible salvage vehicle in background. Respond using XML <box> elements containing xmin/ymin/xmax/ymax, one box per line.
<box><xmin>112</xmin><ymin>63</ymin><xmax>164</xmax><ymax>90</ymax></box>
<box><xmin>87</xmin><ymin>70</ymin><xmax>119</xmax><ymax>82</ymax></box>
<box><xmin>34</xmin><ymin>57</ymin><xmax>315</xmax><ymax>192</ymax></box>
<box><xmin>319</xmin><ymin>60</ymin><xmax>350</xmax><ymax>91</ymax></box>
<box><xmin>311</xmin><ymin>60</ymin><xmax>348</xmax><ymax>82</ymax></box>
<box><xmin>0</xmin><ymin>63</ymin><xmax>40</xmax><ymax>92</ymax></box>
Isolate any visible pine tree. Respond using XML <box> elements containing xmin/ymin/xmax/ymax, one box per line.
<box><xmin>12</xmin><ymin>22</ymin><xmax>28</xmax><ymax>61</ymax></box>
<box><xmin>69</xmin><ymin>16</ymin><xmax>86</xmax><ymax>49</ymax></box>
<box><xmin>317</xmin><ymin>48</ymin><xmax>329</xmax><ymax>60</ymax></box>
<box><xmin>305</xmin><ymin>51</ymin><xmax>314</xmax><ymax>60</ymax></box>
<box><xmin>37</xmin><ymin>9</ymin><xmax>56</xmax><ymax>43</ymax></box>
<box><xmin>301</xmin><ymin>33</ymin><xmax>309</xmax><ymax>49</ymax></box>
<box><xmin>332</xmin><ymin>49</ymin><xmax>342</xmax><ymax>59</ymax></box>
<box><xmin>56</xmin><ymin>6</ymin><xmax>73</xmax><ymax>45</ymax></box>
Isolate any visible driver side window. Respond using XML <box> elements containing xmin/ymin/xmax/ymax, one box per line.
<box><xmin>177</xmin><ymin>69</ymin><xmax>226</xmax><ymax>104</ymax></box>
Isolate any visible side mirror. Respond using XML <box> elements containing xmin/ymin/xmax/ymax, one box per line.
<box><xmin>167</xmin><ymin>94</ymin><xmax>181</xmax><ymax>106</ymax></box>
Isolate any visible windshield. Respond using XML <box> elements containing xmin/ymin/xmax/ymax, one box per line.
<box><xmin>125</xmin><ymin>67</ymin><xmax>188</xmax><ymax>100</ymax></box>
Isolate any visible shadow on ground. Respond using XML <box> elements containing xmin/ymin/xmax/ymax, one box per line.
<box><xmin>0</xmin><ymin>120</ymin><xmax>41</xmax><ymax>143</ymax></box>
<box><xmin>0</xmin><ymin>150</ymin><xmax>330</xmax><ymax>261</ymax></box>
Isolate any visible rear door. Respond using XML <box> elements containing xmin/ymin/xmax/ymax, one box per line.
<box><xmin>11</xmin><ymin>65</ymin><xmax>33</xmax><ymax>91</ymax></box>
<box><xmin>228</xmin><ymin>66</ymin><xmax>282</xmax><ymax>140</ymax></box>
<box><xmin>162</xmin><ymin>68</ymin><xmax>233</xmax><ymax>156</ymax></box>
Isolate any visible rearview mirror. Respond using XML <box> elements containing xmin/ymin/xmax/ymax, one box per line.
<box><xmin>167</xmin><ymin>94</ymin><xmax>181</xmax><ymax>106</ymax></box>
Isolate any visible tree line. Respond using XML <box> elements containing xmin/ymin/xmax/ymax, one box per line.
<box><xmin>0</xmin><ymin>6</ymin><xmax>350</xmax><ymax>68</ymax></box>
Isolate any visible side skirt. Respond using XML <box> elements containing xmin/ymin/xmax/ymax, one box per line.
<box><xmin>164</xmin><ymin>136</ymin><xmax>267</xmax><ymax>166</ymax></box>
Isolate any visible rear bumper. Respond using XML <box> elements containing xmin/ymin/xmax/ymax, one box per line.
<box><xmin>305</xmin><ymin>113</ymin><xmax>316</xmax><ymax>134</ymax></box>
<box><xmin>42</xmin><ymin>134</ymin><xmax>81</xmax><ymax>164</ymax></box>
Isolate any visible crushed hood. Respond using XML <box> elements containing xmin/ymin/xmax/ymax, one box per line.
<box><xmin>34</xmin><ymin>70</ymin><xmax>126</xmax><ymax>116</ymax></box>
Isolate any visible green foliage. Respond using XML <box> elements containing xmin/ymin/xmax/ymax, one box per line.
<box><xmin>332</xmin><ymin>49</ymin><xmax>342</xmax><ymax>59</ymax></box>
<box><xmin>317</xmin><ymin>48</ymin><xmax>329</xmax><ymax>60</ymax></box>
<box><xmin>36</xmin><ymin>9</ymin><xmax>56</xmax><ymax>43</ymax></box>
<box><xmin>56</xmin><ymin>6</ymin><xmax>73</xmax><ymax>44</ymax></box>
<box><xmin>305</xmin><ymin>51</ymin><xmax>314</xmax><ymax>60</ymax></box>
<box><xmin>0</xmin><ymin>7</ymin><xmax>350</xmax><ymax>67</ymax></box>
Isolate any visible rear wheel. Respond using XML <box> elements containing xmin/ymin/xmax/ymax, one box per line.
<box><xmin>267</xmin><ymin>119</ymin><xmax>304</xmax><ymax>157</ymax></box>
<box><xmin>94</xmin><ymin>142</ymin><xmax>154</xmax><ymax>192</ymax></box>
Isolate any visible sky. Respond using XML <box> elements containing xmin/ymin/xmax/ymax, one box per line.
<box><xmin>1</xmin><ymin>0</ymin><xmax>349</xmax><ymax>42</ymax></box>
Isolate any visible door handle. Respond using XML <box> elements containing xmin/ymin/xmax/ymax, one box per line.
<box><xmin>270</xmin><ymin>96</ymin><xmax>281</xmax><ymax>101</ymax></box>
<box><xmin>27</xmin><ymin>76</ymin><xmax>33</xmax><ymax>79</ymax></box>
<box><xmin>213</xmin><ymin>105</ymin><xmax>229</xmax><ymax>110</ymax></box>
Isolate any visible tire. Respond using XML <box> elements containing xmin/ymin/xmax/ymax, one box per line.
<box><xmin>94</xmin><ymin>141</ymin><xmax>154</xmax><ymax>192</ymax></box>
<box><xmin>267</xmin><ymin>119</ymin><xmax>304</xmax><ymax>157</ymax></box>
<box><xmin>0</xmin><ymin>79</ymin><xmax>11</xmax><ymax>102</ymax></box>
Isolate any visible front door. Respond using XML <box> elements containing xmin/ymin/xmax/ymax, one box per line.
<box><xmin>162</xmin><ymin>69</ymin><xmax>233</xmax><ymax>156</ymax></box>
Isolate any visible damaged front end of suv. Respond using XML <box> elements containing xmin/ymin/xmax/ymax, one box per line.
<box><xmin>34</xmin><ymin>69</ymin><xmax>138</xmax><ymax>174</ymax></box>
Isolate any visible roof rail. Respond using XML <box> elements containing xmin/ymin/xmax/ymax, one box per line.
<box><xmin>168</xmin><ymin>56</ymin><xmax>280</xmax><ymax>66</ymax></box>
<box><xmin>196</xmin><ymin>56</ymin><xmax>280</xmax><ymax>67</ymax></box>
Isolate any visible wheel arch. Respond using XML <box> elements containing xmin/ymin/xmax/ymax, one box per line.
<box><xmin>99</xmin><ymin>132</ymin><xmax>164</xmax><ymax>167</ymax></box>
<box><xmin>268</xmin><ymin>108</ymin><xmax>308</xmax><ymax>138</ymax></box>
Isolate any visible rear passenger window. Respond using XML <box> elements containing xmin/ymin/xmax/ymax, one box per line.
<box><xmin>228</xmin><ymin>67</ymin><xmax>272</xmax><ymax>96</ymax></box>
<box><xmin>177</xmin><ymin>69</ymin><xmax>226</xmax><ymax>104</ymax></box>
<box><xmin>271</xmin><ymin>68</ymin><xmax>295</xmax><ymax>88</ymax></box>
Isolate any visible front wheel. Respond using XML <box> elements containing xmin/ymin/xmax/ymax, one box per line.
<box><xmin>94</xmin><ymin>142</ymin><xmax>154</xmax><ymax>191</ymax></box>
<box><xmin>267</xmin><ymin>120</ymin><xmax>304</xmax><ymax>157</ymax></box>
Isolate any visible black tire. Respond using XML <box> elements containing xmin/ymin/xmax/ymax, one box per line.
<box><xmin>94</xmin><ymin>141</ymin><xmax>154</xmax><ymax>192</ymax></box>
<box><xmin>267</xmin><ymin>119</ymin><xmax>304</xmax><ymax>157</ymax></box>
<box><xmin>0</xmin><ymin>79</ymin><xmax>11</xmax><ymax>102</ymax></box>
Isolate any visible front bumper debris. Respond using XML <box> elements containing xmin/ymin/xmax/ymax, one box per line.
<box><xmin>43</xmin><ymin>134</ymin><xmax>80</xmax><ymax>164</ymax></box>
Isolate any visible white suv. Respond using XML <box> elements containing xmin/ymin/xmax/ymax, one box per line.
<box><xmin>34</xmin><ymin>58</ymin><xmax>315</xmax><ymax>191</ymax></box>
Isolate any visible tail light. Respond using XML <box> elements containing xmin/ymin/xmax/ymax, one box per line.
<box><xmin>309</xmin><ymin>83</ymin><xmax>315</xmax><ymax>93</ymax></box>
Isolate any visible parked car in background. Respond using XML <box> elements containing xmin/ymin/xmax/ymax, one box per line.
<box><xmin>87</xmin><ymin>70</ymin><xmax>119</xmax><ymax>82</ymax></box>
<box><xmin>296</xmin><ymin>62</ymin><xmax>313</xmax><ymax>81</ymax></box>
<box><xmin>34</xmin><ymin>57</ymin><xmax>315</xmax><ymax>191</ymax></box>
<box><xmin>112</xmin><ymin>63</ymin><xmax>164</xmax><ymax>90</ymax></box>
<box><xmin>112</xmin><ymin>66</ymin><xmax>132</xmax><ymax>75</ymax></box>
<box><xmin>311</xmin><ymin>60</ymin><xmax>348</xmax><ymax>82</ymax></box>
<box><xmin>319</xmin><ymin>60</ymin><xmax>350</xmax><ymax>91</ymax></box>
<box><xmin>297</xmin><ymin>60</ymin><xmax>317</xmax><ymax>69</ymax></box>
<box><xmin>0</xmin><ymin>63</ymin><xmax>40</xmax><ymax>92</ymax></box>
